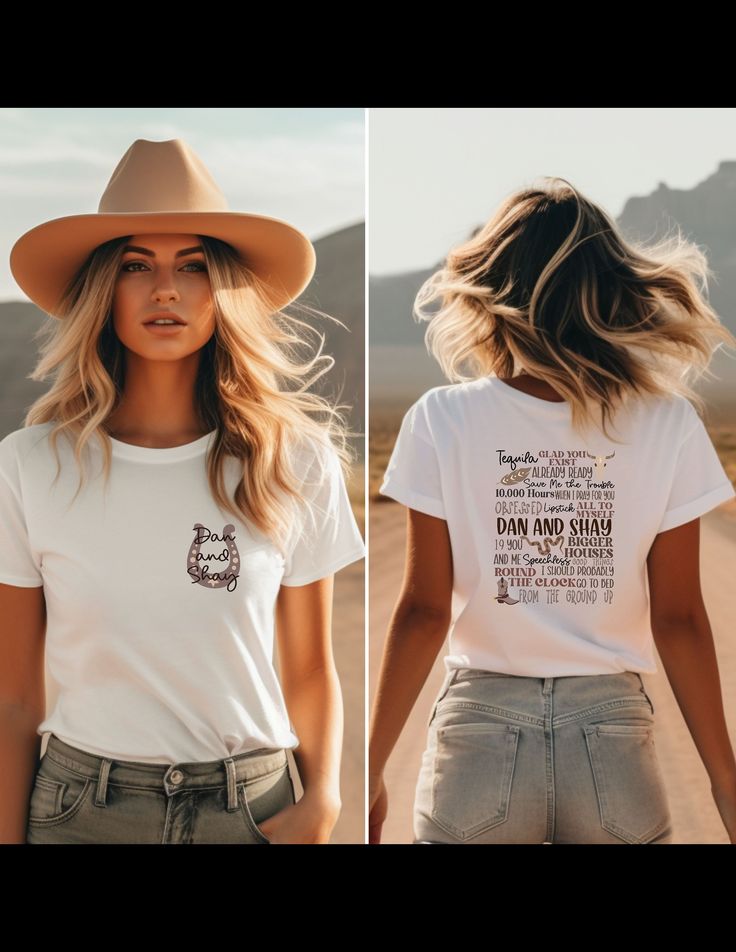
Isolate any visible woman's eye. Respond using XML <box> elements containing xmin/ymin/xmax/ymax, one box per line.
<box><xmin>121</xmin><ymin>261</ymin><xmax>206</xmax><ymax>272</ymax></box>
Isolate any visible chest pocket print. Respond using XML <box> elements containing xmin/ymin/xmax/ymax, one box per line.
<box><xmin>187</xmin><ymin>522</ymin><xmax>241</xmax><ymax>592</ymax></box>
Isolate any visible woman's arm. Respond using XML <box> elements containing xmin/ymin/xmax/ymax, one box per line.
<box><xmin>0</xmin><ymin>583</ymin><xmax>46</xmax><ymax>843</ymax></box>
<box><xmin>368</xmin><ymin>508</ymin><xmax>453</xmax><ymax>843</ymax></box>
<box><xmin>271</xmin><ymin>575</ymin><xmax>342</xmax><ymax>844</ymax></box>
<box><xmin>647</xmin><ymin>517</ymin><xmax>736</xmax><ymax>842</ymax></box>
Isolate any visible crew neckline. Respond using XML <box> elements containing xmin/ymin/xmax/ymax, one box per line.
<box><xmin>108</xmin><ymin>429</ymin><xmax>217</xmax><ymax>463</ymax></box>
<box><xmin>488</xmin><ymin>375</ymin><xmax>571</xmax><ymax>411</ymax></box>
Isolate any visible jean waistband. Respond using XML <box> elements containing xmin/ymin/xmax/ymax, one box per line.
<box><xmin>427</xmin><ymin>668</ymin><xmax>653</xmax><ymax>729</ymax></box>
<box><xmin>450</xmin><ymin>667</ymin><xmax>644</xmax><ymax>685</ymax></box>
<box><xmin>44</xmin><ymin>733</ymin><xmax>288</xmax><ymax>794</ymax></box>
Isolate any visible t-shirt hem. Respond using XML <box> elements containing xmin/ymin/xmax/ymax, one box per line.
<box><xmin>378</xmin><ymin>479</ymin><xmax>446</xmax><ymax>520</ymax></box>
<box><xmin>40</xmin><ymin>727</ymin><xmax>301</xmax><ymax>762</ymax></box>
<box><xmin>280</xmin><ymin>544</ymin><xmax>366</xmax><ymax>587</ymax></box>
<box><xmin>443</xmin><ymin>656</ymin><xmax>659</xmax><ymax>676</ymax></box>
<box><xmin>0</xmin><ymin>573</ymin><xmax>43</xmax><ymax>588</ymax></box>
<box><xmin>657</xmin><ymin>481</ymin><xmax>736</xmax><ymax>533</ymax></box>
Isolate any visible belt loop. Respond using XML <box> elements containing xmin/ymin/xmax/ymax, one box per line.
<box><xmin>223</xmin><ymin>757</ymin><xmax>238</xmax><ymax>812</ymax></box>
<box><xmin>95</xmin><ymin>758</ymin><xmax>113</xmax><ymax>807</ymax></box>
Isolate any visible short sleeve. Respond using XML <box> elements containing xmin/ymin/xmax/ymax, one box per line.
<box><xmin>657</xmin><ymin>414</ymin><xmax>736</xmax><ymax>533</ymax></box>
<box><xmin>280</xmin><ymin>439</ymin><xmax>366</xmax><ymax>587</ymax></box>
<box><xmin>0</xmin><ymin>434</ymin><xmax>44</xmax><ymax>587</ymax></box>
<box><xmin>379</xmin><ymin>395</ymin><xmax>446</xmax><ymax>519</ymax></box>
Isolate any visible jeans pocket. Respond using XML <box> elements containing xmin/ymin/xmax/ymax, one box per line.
<box><xmin>237</xmin><ymin>763</ymin><xmax>292</xmax><ymax>845</ymax></box>
<box><xmin>584</xmin><ymin>724</ymin><xmax>672</xmax><ymax>843</ymax></box>
<box><xmin>27</xmin><ymin>756</ymin><xmax>92</xmax><ymax>828</ymax></box>
<box><xmin>238</xmin><ymin>783</ymin><xmax>272</xmax><ymax>844</ymax></box>
<box><xmin>430</xmin><ymin>722</ymin><xmax>520</xmax><ymax>840</ymax></box>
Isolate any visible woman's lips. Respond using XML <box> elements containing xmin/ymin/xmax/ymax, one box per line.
<box><xmin>144</xmin><ymin>311</ymin><xmax>186</xmax><ymax>325</ymax></box>
<box><xmin>143</xmin><ymin>322</ymin><xmax>187</xmax><ymax>335</ymax></box>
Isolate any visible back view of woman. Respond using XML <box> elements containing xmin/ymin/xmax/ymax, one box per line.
<box><xmin>369</xmin><ymin>177</ymin><xmax>736</xmax><ymax>844</ymax></box>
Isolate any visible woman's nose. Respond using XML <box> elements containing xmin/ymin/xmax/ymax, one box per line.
<box><xmin>152</xmin><ymin>285</ymin><xmax>180</xmax><ymax>303</ymax></box>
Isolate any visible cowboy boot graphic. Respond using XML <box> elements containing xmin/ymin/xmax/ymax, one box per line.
<box><xmin>495</xmin><ymin>577</ymin><xmax>519</xmax><ymax>605</ymax></box>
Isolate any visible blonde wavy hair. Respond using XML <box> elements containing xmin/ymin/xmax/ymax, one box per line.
<box><xmin>414</xmin><ymin>176</ymin><xmax>736</xmax><ymax>442</ymax></box>
<box><xmin>24</xmin><ymin>234</ymin><xmax>359</xmax><ymax>557</ymax></box>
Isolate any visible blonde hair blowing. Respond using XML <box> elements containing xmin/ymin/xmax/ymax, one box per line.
<box><xmin>414</xmin><ymin>176</ymin><xmax>736</xmax><ymax>442</ymax></box>
<box><xmin>24</xmin><ymin>234</ymin><xmax>358</xmax><ymax>558</ymax></box>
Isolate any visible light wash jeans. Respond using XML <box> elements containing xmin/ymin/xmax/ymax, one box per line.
<box><xmin>26</xmin><ymin>733</ymin><xmax>295</xmax><ymax>844</ymax></box>
<box><xmin>413</xmin><ymin>668</ymin><xmax>674</xmax><ymax>844</ymax></box>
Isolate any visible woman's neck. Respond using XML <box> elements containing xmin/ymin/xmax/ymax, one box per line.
<box><xmin>498</xmin><ymin>373</ymin><xmax>566</xmax><ymax>403</ymax></box>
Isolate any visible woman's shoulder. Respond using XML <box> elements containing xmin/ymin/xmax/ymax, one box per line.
<box><xmin>287</xmin><ymin>430</ymin><xmax>340</xmax><ymax>482</ymax></box>
<box><xmin>0</xmin><ymin>424</ymin><xmax>58</xmax><ymax>489</ymax></box>
<box><xmin>0</xmin><ymin>422</ymin><xmax>56</xmax><ymax>459</ymax></box>
<box><xmin>622</xmin><ymin>390</ymin><xmax>698</xmax><ymax>432</ymax></box>
<box><xmin>421</xmin><ymin>376</ymin><xmax>501</xmax><ymax>407</ymax></box>
<box><xmin>407</xmin><ymin>378</ymin><xmax>492</xmax><ymax>426</ymax></box>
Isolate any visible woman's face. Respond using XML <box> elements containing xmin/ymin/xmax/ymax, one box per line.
<box><xmin>112</xmin><ymin>233</ymin><xmax>215</xmax><ymax>358</ymax></box>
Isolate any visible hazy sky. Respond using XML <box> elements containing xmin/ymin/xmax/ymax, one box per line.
<box><xmin>0</xmin><ymin>107</ymin><xmax>364</xmax><ymax>302</ymax></box>
<box><xmin>369</xmin><ymin>107</ymin><xmax>736</xmax><ymax>275</ymax></box>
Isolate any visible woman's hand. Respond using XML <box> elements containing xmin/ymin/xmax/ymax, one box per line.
<box><xmin>368</xmin><ymin>773</ymin><xmax>388</xmax><ymax>844</ymax></box>
<box><xmin>257</xmin><ymin>790</ymin><xmax>341</xmax><ymax>844</ymax></box>
<box><xmin>710</xmin><ymin>779</ymin><xmax>736</xmax><ymax>844</ymax></box>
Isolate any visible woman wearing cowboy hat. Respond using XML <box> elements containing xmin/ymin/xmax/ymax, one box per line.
<box><xmin>0</xmin><ymin>138</ymin><xmax>366</xmax><ymax>844</ymax></box>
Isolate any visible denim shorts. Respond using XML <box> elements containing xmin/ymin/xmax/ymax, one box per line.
<box><xmin>413</xmin><ymin>667</ymin><xmax>674</xmax><ymax>845</ymax></box>
<box><xmin>26</xmin><ymin>734</ymin><xmax>296</xmax><ymax>844</ymax></box>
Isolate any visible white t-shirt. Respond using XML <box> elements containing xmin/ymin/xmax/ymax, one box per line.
<box><xmin>0</xmin><ymin>423</ymin><xmax>366</xmax><ymax>763</ymax></box>
<box><xmin>379</xmin><ymin>375</ymin><xmax>735</xmax><ymax>676</ymax></box>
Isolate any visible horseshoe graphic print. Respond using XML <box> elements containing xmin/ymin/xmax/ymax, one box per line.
<box><xmin>187</xmin><ymin>523</ymin><xmax>240</xmax><ymax>592</ymax></box>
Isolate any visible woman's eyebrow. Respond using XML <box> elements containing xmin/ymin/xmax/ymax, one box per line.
<box><xmin>122</xmin><ymin>244</ymin><xmax>204</xmax><ymax>257</ymax></box>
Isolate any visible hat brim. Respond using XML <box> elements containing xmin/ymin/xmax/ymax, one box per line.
<box><xmin>9</xmin><ymin>211</ymin><xmax>316</xmax><ymax>316</ymax></box>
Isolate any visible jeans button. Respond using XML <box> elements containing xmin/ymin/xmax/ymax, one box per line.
<box><xmin>170</xmin><ymin>769</ymin><xmax>184</xmax><ymax>784</ymax></box>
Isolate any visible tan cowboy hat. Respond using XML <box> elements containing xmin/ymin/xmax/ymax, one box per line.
<box><xmin>9</xmin><ymin>137</ymin><xmax>316</xmax><ymax>316</ymax></box>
